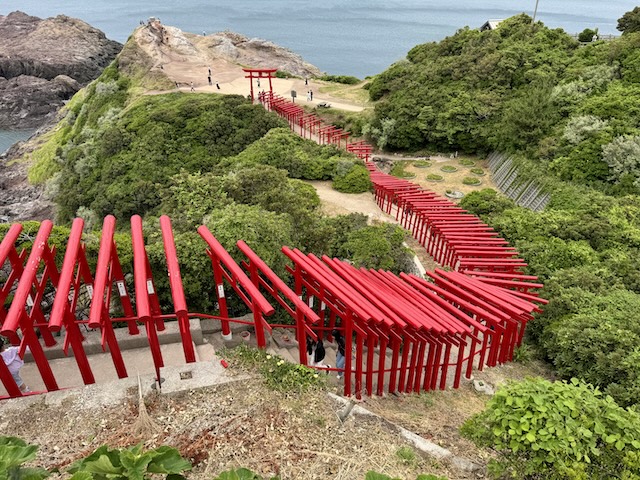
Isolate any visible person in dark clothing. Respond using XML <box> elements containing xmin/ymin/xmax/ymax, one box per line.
<box><xmin>306</xmin><ymin>336</ymin><xmax>329</xmax><ymax>370</ymax></box>
<box><xmin>332</xmin><ymin>329</ymin><xmax>346</xmax><ymax>378</ymax></box>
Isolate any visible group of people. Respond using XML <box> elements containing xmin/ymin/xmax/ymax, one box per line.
<box><xmin>306</xmin><ymin>329</ymin><xmax>346</xmax><ymax>379</ymax></box>
<box><xmin>306</xmin><ymin>89</ymin><xmax>314</xmax><ymax>102</ymax></box>
<box><xmin>186</xmin><ymin>68</ymin><xmax>221</xmax><ymax>92</ymax></box>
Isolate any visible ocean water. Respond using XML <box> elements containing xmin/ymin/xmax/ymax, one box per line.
<box><xmin>0</xmin><ymin>1</ymin><xmax>637</xmax><ymax>147</ymax></box>
<box><xmin>0</xmin><ymin>130</ymin><xmax>34</xmax><ymax>154</ymax></box>
<box><xmin>1</xmin><ymin>0</ymin><xmax>637</xmax><ymax>78</ymax></box>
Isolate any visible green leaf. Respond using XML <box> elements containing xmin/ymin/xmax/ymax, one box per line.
<box><xmin>146</xmin><ymin>447</ymin><xmax>192</xmax><ymax>474</ymax></box>
<box><xmin>216</xmin><ymin>468</ymin><xmax>264</xmax><ymax>480</ymax></box>
<box><xmin>525</xmin><ymin>432</ymin><xmax>536</xmax><ymax>443</ymax></box>
<box><xmin>69</xmin><ymin>473</ymin><xmax>94</xmax><ymax>480</ymax></box>
<box><xmin>0</xmin><ymin>444</ymin><xmax>38</xmax><ymax>470</ymax></box>
<box><xmin>364</xmin><ymin>472</ymin><xmax>394</xmax><ymax>480</ymax></box>
<box><xmin>13</xmin><ymin>467</ymin><xmax>50</xmax><ymax>480</ymax></box>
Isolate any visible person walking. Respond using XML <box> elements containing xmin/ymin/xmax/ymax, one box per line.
<box><xmin>208</xmin><ymin>75</ymin><xmax>212</xmax><ymax>86</ymax></box>
<box><xmin>216</xmin><ymin>82</ymin><xmax>220</xmax><ymax>90</ymax></box>
<box><xmin>310</xmin><ymin>90</ymin><xmax>313</xmax><ymax>101</ymax></box>
<box><xmin>1</xmin><ymin>338</ymin><xmax>29</xmax><ymax>393</ymax></box>
<box><xmin>190</xmin><ymin>81</ymin><xmax>195</xmax><ymax>92</ymax></box>
<box><xmin>332</xmin><ymin>329</ymin><xmax>346</xmax><ymax>379</ymax></box>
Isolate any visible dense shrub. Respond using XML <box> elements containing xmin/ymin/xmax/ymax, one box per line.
<box><xmin>332</xmin><ymin>161</ymin><xmax>372</xmax><ymax>193</ymax></box>
<box><xmin>462</xmin><ymin>378</ymin><xmax>640</xmax><ymax>479</ymax></box>
<box><xmin>319</xmin><ymin>75</ymin><xmax>361</xmax><ymax>85</ymax></box>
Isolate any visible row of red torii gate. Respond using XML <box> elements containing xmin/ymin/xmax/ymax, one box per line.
<box><xmin>0</xmin><ymin>171</ymin><xmax>545</xmax><ymax>401</ymax></box>
<box><xmin>0</xmin><ymin>72</ymin><xmax>545</xmax><ymax>399</ymax></box>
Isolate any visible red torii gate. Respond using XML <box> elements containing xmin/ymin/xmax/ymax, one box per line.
<box><xmin>244</xmin><ymin>68</ymin><xmax>277</xmax><ymax>102</ymax></box>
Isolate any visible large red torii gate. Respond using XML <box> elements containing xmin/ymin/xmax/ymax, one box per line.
<box><xmin>243</xmin><ymin>68</ymin><xmax>277</xmax><ymax>102</ymax></box>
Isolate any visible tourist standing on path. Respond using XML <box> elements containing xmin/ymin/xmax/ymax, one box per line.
<box><xmin>332</xmin><ymin>329</ymin><xmax>346</xmax><ymax>379</ymax></box>
<box><xmin>1</xmin><ymin>338</ymin><xmax>29</xmax><ymax>393</ymax></box>
<box><xmin>305</xmin><ymin>77</ymin><xmax>308</xmax><ymax>85</ymax></box>
<box><xmin>208</xmin><ymin>76</ymin><xmax>212</xmax><ymax>86</ymax></box>
<box><xmin>208</xmin><ymin>67</ymin><xmax>212</xmax><ymax>76</ymax></box>
<box><xmin>216</xmin><ymin>82</ymin><xmax>220</xmax><ymax>90</ymax></box>
<box><xmin>190</xmin><ymin>81</ymin><xmax>195</xmax><ymax>92</ymax></box>
<box><xmin>310</xmin><ymin>90</ymin><xmax>313</xmax><ymax>101</ymax></box>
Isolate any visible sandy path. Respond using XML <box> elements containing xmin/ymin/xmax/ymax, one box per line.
<box><xmin>142</xmin><ymin>27</ymin><xmax>363</xmax><ymax>112</ymax></box>
<box><xmin>307</xmin><ymin>180</ymin><xmax>396</xmax><ymax>222</ymax></box>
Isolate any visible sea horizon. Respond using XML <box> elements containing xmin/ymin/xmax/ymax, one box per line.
<box><xmin>1</xmin><ymin>0</ymin><xmax>638</xmax><ymax>148</ymax></box>
<box><xmin>1</xmin><ymin>0</ymin><xmax>637</xmax><ymax>78</ymax></box>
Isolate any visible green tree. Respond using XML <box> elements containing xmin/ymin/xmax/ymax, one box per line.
<box><xmin>617</xmin><ymin>6</ymin><xmax>640</xmax><ymax>34</ymax></box>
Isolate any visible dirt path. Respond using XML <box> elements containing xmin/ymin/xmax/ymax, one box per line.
<box><xmin>139</xmin><ymin>25</ymin><xmax>364</xmax><ymax>112</ymax></box>
<box><xmin>307</xmin><ymin>180</ymin><xmax>396</xmax><ymax>221</ymax></box>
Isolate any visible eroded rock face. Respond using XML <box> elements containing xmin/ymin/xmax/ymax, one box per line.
<box><xmin>202</xmin><ymin>31</ymin><xmax>322</xmax><ymax>78</ymax></box>
<box><xmin>0</xmin><ymin>11</ymin><xmax>122</xmax><ymax>129</ymax></box>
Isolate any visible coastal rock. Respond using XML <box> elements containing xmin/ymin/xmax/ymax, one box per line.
<box><xmin>0</xmin><ymin>74</ymin><xmax>81</xmax><ymax>129</ymax></box>
<box><xmin>0</xmin><ymin>129</ymin><xmax>55</xmax><ymax>222</ymax></box>
<box><xmin>0</xmin><ymin>11</ymin><xmax>122</xmax><ymax>128</ymax></box>
<box><xmin>200</xmin><ymin>31</ymin><xmax>322</xmax><ymax>78</ymax></box>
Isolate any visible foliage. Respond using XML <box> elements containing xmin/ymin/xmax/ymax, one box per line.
<box><xmin>541</xmin><ymin>289</ymin><xmax>640</xmax><ymax>407</ymax></box>
<box><xmin>67</xmin><ymin>443</ymin><xmax>191</xmax><ymax>479</ymax></box>
<box><xmin>333</xmin><ymin>161</ymin><xmax>372</xmax><ymax>192</ymax></box>
<box><xmin>204</xmin><ymin>203</ymin><xmax>293</xmax><ymax>278</ymax></box>
<box><xmin>461</xmin><ymin>378</ymin><xmax>640</xmax><ymax>479</ymax></box>
<box><xmin>213</xmin><ymin>468</ymin><xmax>278</xmax><ymax>480</ymax></box>
<box><xmin>577</xmin><ymin>28</ymin><xmax>598</xmax><ymax>43</ymax></box>
<box><xmin>51</xmin><ymin>91</ymin><xmax>285</xmax><ymax>222</ymax></box>
<box><xmin>319</xmin><ymin>75</ymin><xmax>361</xmax><ymax>85</ymax></box>
<box><xmin>224</xmin><ymin>128</ymin><xmax>350</xmax><ymax>180</ymax></box>
<box><xmin>0</xmin><ymin>436</ymin><xmax>49</xmax><ymax>480</ymax></box>
<box><xmin>461</xmin><ymin>177</ymin><xmax>481</xmax><ymax>185</ymax></box>
<box><xmin>618</xmin><ymin>7</ymin><xmax>640</xmax><ymax>34</ymax></box>
<box><xmin>413</xmin><ymin>160</ymin><xmax>431</xmax><ymax>168</ymax></box>
<box><xmin>601</xmin><ymin>134</ymin><xmax>640</xmax><ymax>187</ymax></box>
<box><xmin>224</xmin><ymin>345</ymin><xmax>327</xmax><ymax>393</ymax></box>
<box><xmin>342</xmin><ymin>223</ymin><xmax>413</xmax><ymax>273</ymax></box>
<box><xmin>426</xmin><ymin>174</ymin><xmax>443</xmax><ymax>181</ymax></box>
<box><xmin>389</xmin><ymin>162</ymin><xmax>416</xmax><ymax>179</ymax></box>
<box><xmin>440</xmin><ymin>166</ymin><xmax>457</xmax><ymax>173</ymax></box>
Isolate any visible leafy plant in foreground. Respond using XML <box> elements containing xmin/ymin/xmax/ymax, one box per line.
<box><xmin>0</xmin><ymin>436</ymin><xmax>49</xmax><ymax>480</ymax></box>
<box><xmin>67</xmin><ymin>443</ymin><xmax>191</xmax><ymax>480</ymax></box>
<box><xmin>461</xmin><ymin>378</ymin><xmax>640</xmax><ymax>479</ymax></box>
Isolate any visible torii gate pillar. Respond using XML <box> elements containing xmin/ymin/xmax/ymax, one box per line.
<box><xmin>243</xmin><ymin>68</ymin><xmax>277</xmax><ymax>102</ymax></box>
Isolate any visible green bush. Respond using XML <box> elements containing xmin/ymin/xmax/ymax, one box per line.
<box><xmin>440</xmin><ymin>165</ymin><xmax>458</xmax><ymax>173</ymax></box>
<box><xmin>469</xmin><ymin>168</ymin><xmax>485</xmax><ymax>175</ymax></box>
<box><xmin>461</xmin><ymin>378</ymin><xmax>640</xmax><ymax>479</ymax></box>
<box><xmin>426</xmin><ymin>174</ymin><xmax>443</xmax><ymax>181</ymax></box>
<box><xmin>333</xmin><ymin>162</ymin><xmax>372</xmax><ymax>193</ymax></box>
<box><xmin>413</xmin><ymin>160</ymin><xmax>431</xmax><ymax>168</ymax></box>
<box><xmin>462</xmin><ymin>177</ymin><xmax>481</xmax><ymax>186</ymax></box>
<box><xmin>389</xmin><ymin>162</ymin><xmax>416</xmax><ymax>179</ymax></box>
<box><xmin>319</xmin><ymin>75</ymin><xmax>361</xmax><ymax>85</ymax></box>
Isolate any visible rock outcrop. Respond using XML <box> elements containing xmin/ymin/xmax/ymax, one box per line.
<box><xmin>197</xmin><ymin>31</ymin><xmax>322</xmax><ymax>78</ymax></box>
<box><xmin>0</xmin><ymin>11</ymin><xmax>122</xmax><ymax>129</ymax></box>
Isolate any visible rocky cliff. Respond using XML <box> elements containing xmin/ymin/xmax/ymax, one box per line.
<box><xmin>0</xmin><ymin>11</ymin><xmax>122</xmax><ymax>129</ymax></box>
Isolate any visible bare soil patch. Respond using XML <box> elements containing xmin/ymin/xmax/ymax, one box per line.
<box><xmin>3</xmin><ymin>375</ymin><xmax>462</xmax><ymax>480</ymax></box>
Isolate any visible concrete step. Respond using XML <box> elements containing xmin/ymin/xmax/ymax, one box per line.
<box><xmin>2</xmin><ymin>342</ymin><xmax>199</xmax><ymax>396</ymax></box>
